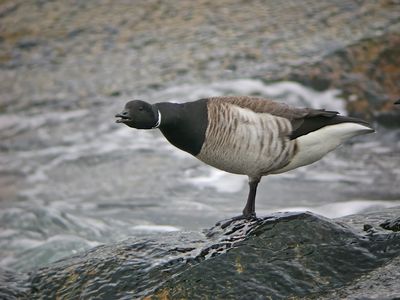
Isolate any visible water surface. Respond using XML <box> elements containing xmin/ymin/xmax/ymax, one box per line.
<box><xmin>0</xmin><ymin>79</ymin><xmax>399</xmax><ymax>273</ymax></box>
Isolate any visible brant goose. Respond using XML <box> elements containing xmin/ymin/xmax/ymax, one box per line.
<box><xmin>116</xmin><ymin>96</ymin><xmax>374</xmax><ymax>218</ymax></box>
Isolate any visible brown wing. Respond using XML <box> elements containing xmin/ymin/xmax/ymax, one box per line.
<box><xmin>207</xmin><ymin>96</ymin><xmax>372</xmax><ymax>140</ymax></box>
<box><xmin>208</xmin><ymin>96</ymin><xmax>311</xmax><ymax>120</ymax></box>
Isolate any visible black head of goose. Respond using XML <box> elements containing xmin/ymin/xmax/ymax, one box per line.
<box><xmin>116</xmin><ymin>96</ymin><xmax>374</xmax><ymax>220</ymax></box>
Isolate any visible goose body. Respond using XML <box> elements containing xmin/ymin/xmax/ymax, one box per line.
<box><xmin>196</xmin><ymin>99</ymin><xmax>296</xmax><ymax>177</ymax></box>
<box><xmin>116</xmin><ymin>96</ymin><xmax>374</xmax><ymax>218</ymax></box>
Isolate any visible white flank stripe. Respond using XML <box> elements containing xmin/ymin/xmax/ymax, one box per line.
<box><xmin>272</xmin><ymin>123</ymin><xmax>373</xmax><ymax>174</ymax></box>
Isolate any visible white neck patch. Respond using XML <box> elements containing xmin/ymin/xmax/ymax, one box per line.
<box><xmin>153</xmin><ymin>110</ymin><xmax>162</xmax><ymax>128</ymax></box>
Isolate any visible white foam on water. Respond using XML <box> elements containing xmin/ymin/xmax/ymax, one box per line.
<box><xmin>22</xmin><ymin>126</ymin><xmax>167</xmax><ymax>183</ymax></box>
<box><xmin>0</xmin><ymin>109</ymin><xmax>89</xmax><ymax>137</ymax></box>
<box><xmin>153</xmin><ymin>79</ymin><xmax>347</xmax><ymax>113</ymax></box>
<box><xmin>275</xmin><ymin>165</ymin><xmax>374</xmax><ymax>185</ymax></box>
<box><xmin>304</xmin><ymin>171</ymin><xmax>374</xmax><ymax>184</ymax></box>
<box><xmin>131</xmin><ymin>225</ymin><xmax>180</xmax><ymax>232</ymax></box>
<box><xmin>170</xmin><ymin>199</ymin><xmax>215</xmax><ymax>212</ymax></box>
<box><xmin>184</xmin><ymin>168</ymin><xmax>246</xmax><ymax>193</ymax></box>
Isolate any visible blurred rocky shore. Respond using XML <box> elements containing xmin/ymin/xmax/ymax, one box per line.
<box><xmin>0</xmin><ymin>0</ymin><xmax>399</xmax><ymax>121</ymax></box>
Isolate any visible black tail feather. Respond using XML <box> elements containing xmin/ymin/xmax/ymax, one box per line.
<box><xmin>290</xmin><ymin>114</ymin><xmax>374</xmax><ymax>140</ymax></box>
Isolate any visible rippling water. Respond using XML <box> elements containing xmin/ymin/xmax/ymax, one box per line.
<box><xmin>1</xmin><ymin>79</ymin><xmax>399</xmax><ymax>273</ymax></box>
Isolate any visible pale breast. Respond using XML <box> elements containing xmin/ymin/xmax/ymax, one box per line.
<box><xmin>196</xmin><ymin>102</ymin><xmax>296</xmax><ymax>177</ymax></box>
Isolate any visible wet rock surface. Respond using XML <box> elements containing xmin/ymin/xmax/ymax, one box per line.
<box><xmin>0</xmin><ymin>269</ymin><xmax>29</xmax><ymax>300</ymax></box>
<box><xmin>317</xmin><ymin>256</ymin><xmax>400</xmax><ymax>300</ymax></box>
<box><xmin>380</xmin><ymin>216</ymin><xmax>400</xmax><ymax>232</ymax></box>
<box><xmin>149</xmin><ymin>211</ymin><xmax>400</xmax><ymax>300</ymax></box>
<box><xmin>318</xmin><ymin>209</ymin><xmax>400</xmax><ymax>299</ymax></box>
<box><xmin>1</xmin><ymin>209</ymin><xmax>397</xmax><ymax>299</ymax></box>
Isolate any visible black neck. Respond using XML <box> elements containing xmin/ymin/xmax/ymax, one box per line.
<box><xmin>154</xmin><ymin>102</ymin><xmax>183</xmax><ymax>129</ymax></box>
<box><xmin>154</xmin><ymin>100</ymin><xmax>208</xmax><ymax>156</ymax></box>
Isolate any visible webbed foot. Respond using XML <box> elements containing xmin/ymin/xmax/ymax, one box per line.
<box><xmin>216</xmin><ymin>213</ymin><xmax>258</xmax><ymax>229</ymax></box>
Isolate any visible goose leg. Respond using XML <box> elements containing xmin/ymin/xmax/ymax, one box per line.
<box><xmin>242</xmin><ymin>177</ymin><xmax>260</xmax><ymax>218</ymax></box>
<box><xmin>216</xmin><ymin>177</ymin><xmax>260</xmax><ymax>229</ymax></box>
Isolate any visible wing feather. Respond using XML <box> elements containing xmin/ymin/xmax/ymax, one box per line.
<box><xmin>207</xmin><ymin>96</ymin><xmax>373</xmax><ymax>140</ymax></box>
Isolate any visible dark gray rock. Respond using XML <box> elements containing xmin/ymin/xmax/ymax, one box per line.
<box><xmin>316</xmin><ymin>255</ymin><xmax>400</xmax><ymax>300</ymax></box>
<box><xmin>151</xmin><ymin>212</ymin><xmax>400</xmax><ymax>299</ymax></box>
<box><xmin>0</xmin><ymin>268</ymin><xmax>29</xmax><ymax>300</ymax></box>
<box><xmin>380</xmin><ymin>216</ymin><xmax>400</xmax><ymax>232</ymax></box>
<box><xmin>3</xmin><ymin>210</ymin><xmax>396</xmax><ymax>299</ymax></box>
